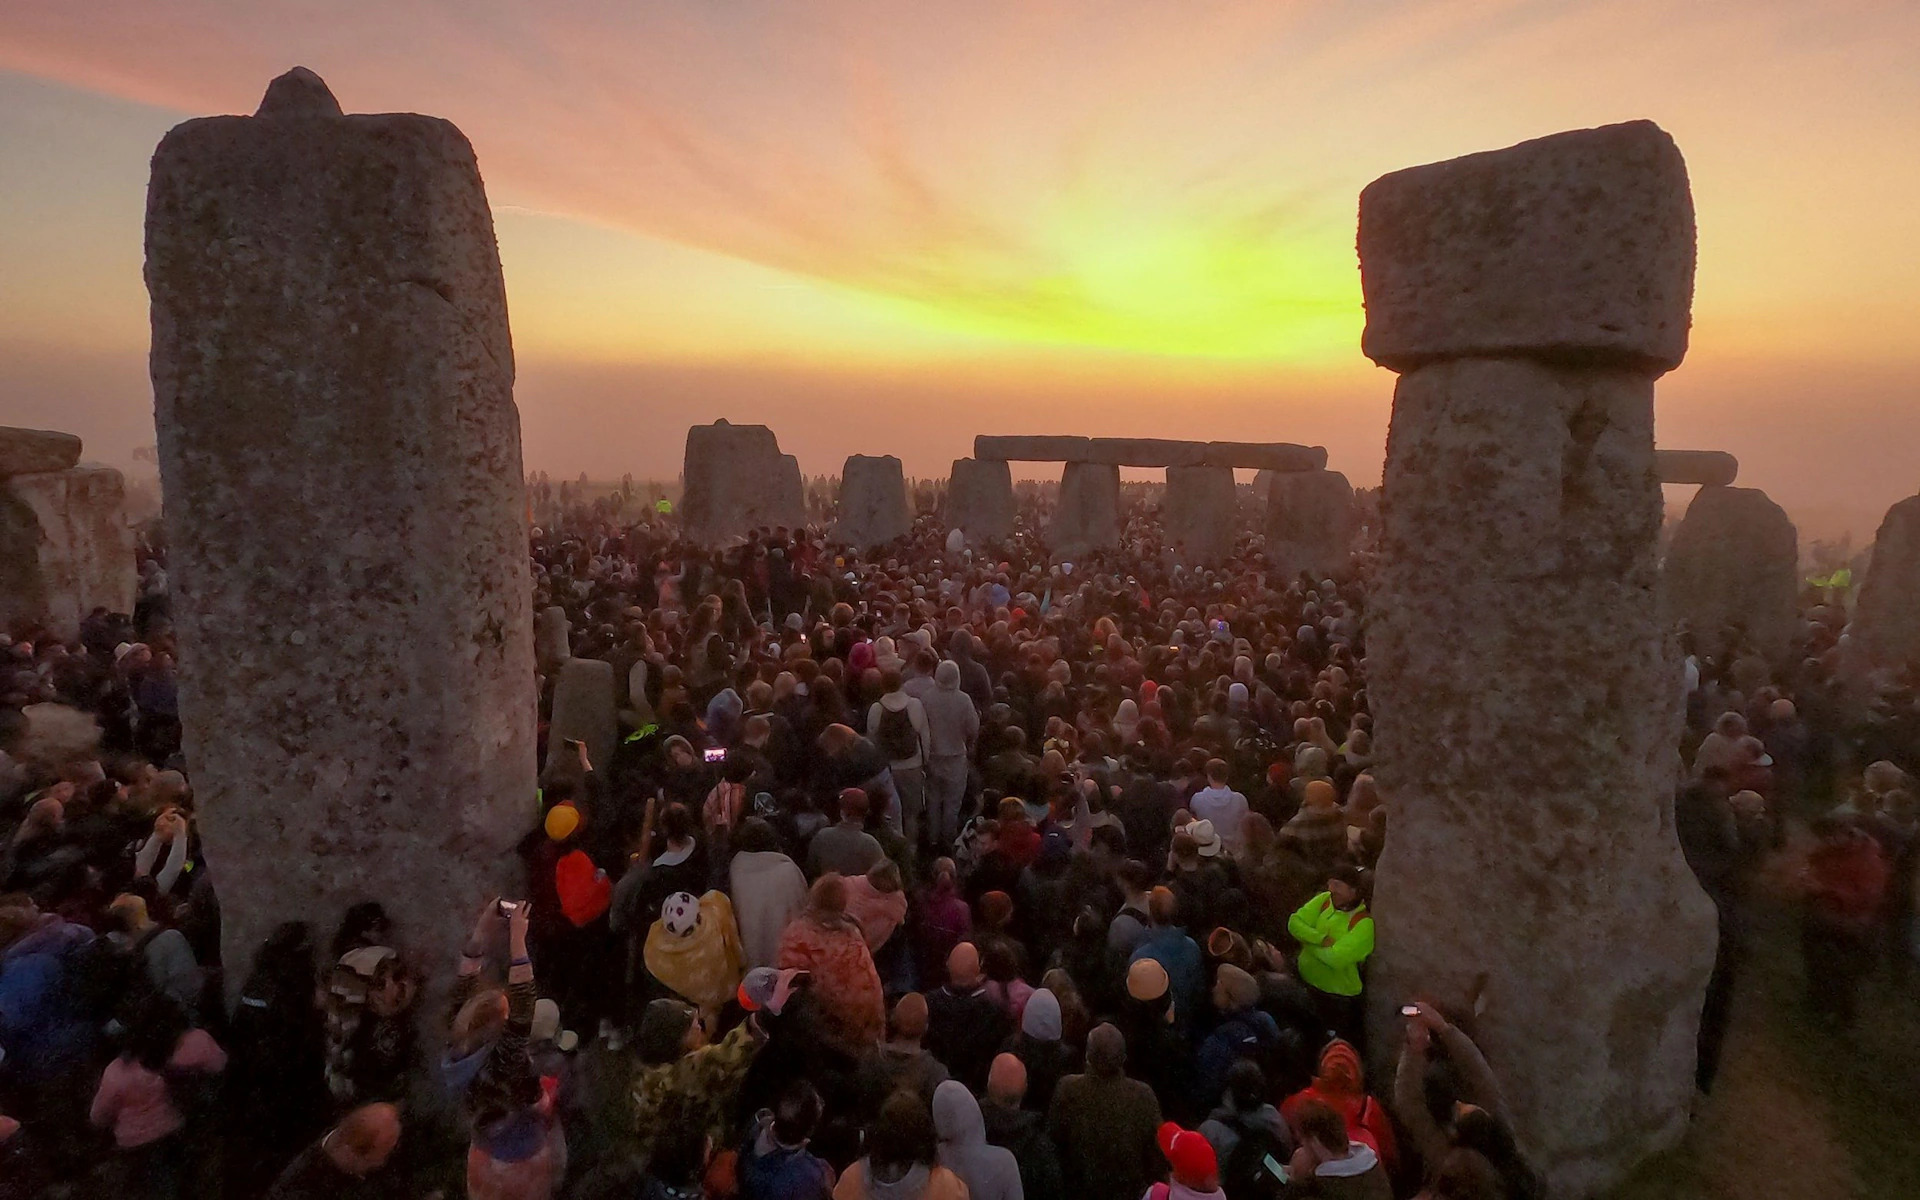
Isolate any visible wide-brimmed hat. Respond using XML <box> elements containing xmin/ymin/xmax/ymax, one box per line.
<box><xmin>1185</xmin><ymin>819</ymin><xmax>1222</xmax><ymax>858</ymax></box>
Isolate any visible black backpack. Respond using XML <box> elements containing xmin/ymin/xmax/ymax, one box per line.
<box><xmin>68</xmin><ymin>927</ymin><xmax>162</xmax><ymax>1025</ymax></box>
<box><xmin>876</xmin><ymin>703</ymin><xmax>919</xmax><ymax>760</ymax></box>
<box><xmin>1220</xmin><ymin>1114</ymin><xmax>1290</xmax><ymax>1200</ymax></box>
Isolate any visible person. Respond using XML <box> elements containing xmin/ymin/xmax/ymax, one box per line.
<box><xmin>1392</xmin><ymin>1004</ymin><xmax>1535</xmax><ymax>1200</ymax></box>
<box><xmin>845</xmin><ymin>859</ymin><xmax>910</xmax><ymax>953</ymax></box>
<box><xmin>926</xmin><ymin>941</ymin><xmax>1013</xmax><ymax>1092</ymax></box>
<box><xmin>981</xmin><ymin>1053</ymin><xmax>1064</xmax><ymax>1200</ymax></box>
<box><xmin>1800</xmin><ymin>815</ymin><xmax>1888</xmax><ymax>1028</ymax></box>
<box><xmin>632</xmin><ymin>996</ymin><xmax>767</xmax><ymax>1157</ymax></box>
<box><xmin>1192</xmin><ymin>965</ymin><xmax>1279</xmax><ymax>1113</ymax></box>
<box><xmin>1286</xmin><ymin>867</ymin><xmax>1374</xmax><ymax>1046</ymax></box>
<box><xmin>777</xmin><ymin>874</ymin><xmax>887</xmax><ymax>1048</ymax></box>
<box><xmin>856</xmin><ymin>992</ymin><xmax>950</xmax><ymax>1117</ymax></box>
<box><xmin>933</xmin><ymin>1079</ymin><xmax>1024</xmax><ymax>1200</ymax></box>
<box><xmin>224</xmin><ymin>921</ymin><xmax>327</xmax><ymax>1195</ymax></box>
<box><xmin>1198</xmin><ymin>1060</ymin><xmax>1290</xmax><ymax>1197</ymax></box>
<box><xmin>808</xmin><ymin>789</ymin><xmax>886</xmax><ymax>880</ymax></box>
<box><xmin>1131</xmin><ymin>886</ymin><xmax>1204</xmax><ymax>1030</ymax></box>
<box><xmin>89</xmin><ymin>995</ymin><xmax>227</xmax><ymax>1199</ymax></box>
<box><xmin>1278</xmin><ymin>781</ymin><xmax>1347</xmax><ymax>874</ymax></box>
<box><xmin>106</xmin><ymin>892</ymin><xmax>202</xmax><ymax>1016</ymax></box>
<box><xmin>1285</xmin><ymin>1100</ymin><xmax>1391</xmax><ymax>1199</ymax></box>
<box><xmin>645</xmin><ymin>889</ymin><xmax>747</xmax><ymax>1014</ymax></box>
<box><xmin>868</xmin><ymin>670</ymin><xmax>932</xmax><ymax>848</ymax></box>
<box><xmin>1048</xmin><ymin>1023</ymin><xmax>1164</xmax><ymax>1200</ymax></box>
<box><xmin>638</xmin><ymin>1096</ymin><xmax>712</xmax><ymax>1200</ymax></box>
<box><xmin>1000</xmin><ymin>986</ymin><xmax>1075</xmax><ymax>1113</ymax></box>
<box><xmin>923</xmin><ymin>660</ymin><xmax>980</xmax><ymax>850</ymax></box>
<box><xmin>834</xmin><ymin>1091</ymin><xmax>969</xmax><ymax>1200</ymax></box>
<box><xmin>731</xmin><ymin>818</ymin><xmax>812</xmax><ymax>969</ymax></box>
<box><xmin>1281</xmin><ymin>1039</ymin><xmax>1396</xmax><ymax>1176</ymax></box>
<box><xmin>322</xmin><ymin>942</ymin><xmax>419</xmax><ymax>1108</ymax></box>
<box><xmin>1148</xmin><ymin>1122</ymin><xmax>1226</xmax><ymax>1200</ymax></box>
<box><xmin>740</xmin><ymin>1079</ymin><xmax>837</xmax><ymax>1200</ymax></box>
<box><xmin>264</xmin><ymin>1102</ymin><xmax>405</xmax><ymax>1200</ymax></box>
<box><xmin>1189</xmin><ymin>759</ymin><xmax>1250</xmax><ymax>859</ymax></box>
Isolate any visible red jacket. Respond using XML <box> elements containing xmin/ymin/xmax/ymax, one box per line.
<box><xmin>555</xmin><ymin>849</ymin><xmax>612</xmax><ymax>928</ymax></box>
<box><xmin>1806</xmin><ymin>835</ymin><xmax>1888</xmax><ymax>928</ymax></box>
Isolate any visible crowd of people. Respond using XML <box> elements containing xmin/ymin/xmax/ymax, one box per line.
<box><xmin>0</xmin><ymin>485</ymin><xmax>1912</xmax><ymax>1200</ymax></box>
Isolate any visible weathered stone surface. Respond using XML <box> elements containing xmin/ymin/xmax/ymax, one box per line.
<box><xmin>1162</xmin><ymin>465</ymin><xmax>1236</xmax><ymax>562</ymax></box>
<box><xmin>680</xmin><ymin>421</ymin><xmax>807</xmax><ymax>543</ymax></box>
<box><xmin>0</xmin><ymin>465</ymin><xmax>138</xmax><ymax>639</ymax></box>
<box><xmin>974</xmin><ymin>434</ymin><xmax>1092</xmax><ymax>462</ymax></box>
<box><xmin>1367</xmin><ymin>358</ymin><xmax>1714</xmax><ymax>1198</ymax></box>
<box><xmin>944</xmin><ymin>458</ymin><xmax>1014</xmax><ymax>542</ymax></box>
<box><xmin>0</xmin><ymin>427</ymin><xmax>84</xmax><ymax>477</ymax></box>
<box><xmin>1654</xmin><ymin>449</ymin><xmax>1738</xmax><ymax>487</ymax></box>
<box><xmin>534</xmin><ymin>605</ymin><xmax>571</xmax><ymax>676</ymax></box>
<box><xmin>1662</xmin><ymin>485</ymin><xmax>1798</xmax><ymax>662</ymax></box>
<box><xmin>548</xmin><ymin>657</ymin><xmax>617</xmax><ymax>778</ymax></box>
<box><xmin>1201</xmin><ymin>441</ymin><xmax>1327</xmax><ymax>472</ymax></box>
<box><xmin>1359</xmin><ymin>121</ymin><xmax>1695</xmax><ymax>374</ymax></box>
<box><xmin>1049</xmin><ymin>462</ymin><xmax>1120</xmax><ymax>558</ymax></box>
<box><xmin>146</xmin><ymin>69</ymin><xmax>535</xmax><ymax>985</ymax></box>
<box><xmin>1265</xmin><ymin>468</ymin><xmax>1357</xmax><ymax>580</ymax></box>
<box><xmin>1853</xmin><ymin>495</ymin><xmax>1920</xmax><ymax>671</ymax></box>
<box><xmin>1084</xmin><ymin>438</ymin><xmax>1210</xmax><ymax>468</ymax></box>
<box><xmin>834</xmin><ymin>454</ymin><xmax>912</xmax><ymax>549</ymax></box>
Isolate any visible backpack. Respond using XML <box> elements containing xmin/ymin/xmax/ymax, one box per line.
<box><xmin>1220</xmin><ymin>1115</ymin><xmax>1290</xmax><ymax>1200</ymax></box>
<box><xmin>876</xmin><ymin>702</ymin><xmax>919</xmax><ymax>761</ymax></box>
<box><xmin>68</xmin><ymin>926</ymin><xmax>162</xmax><ymax>1025</ymax></box>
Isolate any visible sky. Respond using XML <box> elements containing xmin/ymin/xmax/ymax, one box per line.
<box><xmin>2</xmin><ymin>1</ymin><xmax>1917</xmax><ymax>541</ymax></box>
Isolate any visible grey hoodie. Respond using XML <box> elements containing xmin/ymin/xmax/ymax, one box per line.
<box><xmin>934</xmin><ymin>1080</ymin><xmax>1025</xmax><ymax>1200</ymax></box>
<box><xmin>923</xmin><ymin>661</ymin><xmax>980</xmax><ymax>759</ymax></box>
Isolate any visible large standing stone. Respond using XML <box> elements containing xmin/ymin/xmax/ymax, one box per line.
<box><xmin>1663</xmin><ymin>486</ymin><xmax>1799</xmax><ymax>662</ymax></box>
<box><xmin>1050</xmin><ymin>462</ymin><xmax>1120</xmax><ymax>558</ymax></box>
<box><xmin>944</xmin><ymin>458</ymin><xmax>1014</xmax><ymax>543</ymax></box>
<box><xmin>0</xmin><ymin>427</ymin><xmax>83</xmax><ymax>477</ymax></box>
<box><xmin>548</xmin><ymin>657</ymin><xmax>617</xmax><ymax>778</ymax></box>
<box><xmin>680</xmin><ymin>420</ymin><xmax>807</xmax><ymax>543</ymax></box>
<box><xmin>534</xmin><ymin>605</ymin><xmax>571</xmax><ymax>676</ymax></box>
<box><xmin>1265</xmin><ymin>468</ymin><xmax>1357</xmax><ymax>580</ymax></box>
<box><xmin>1853</xmin><ymin>494</ymin><xmax>1920</xmax><ymax>671</ymax></box>
<box><xmin>146</xmin><ymin>68</ymin><xmax>536</xmax><ymax>983</ymax></box>
<box><xmin>1654</xmin><ymin>449</ymin><xmax>1738</xmax><ymax>487</ymax></box>
<box><xmin>834</xmin><ymin>454</ymin><xmax>912</xmax><ymax>549</ymax></box>
<box><xmin>1360</xmin><ymin>123</ymin><xmax>1713</xmax><ymax>1198</ymax></box>
<box><xmin>1161</xmin><ymin>465</ymin><xmax>1236</xmax><ymax>563</ymax></box>
<box><xmin>0</xmin><ymin>464</ymin><xmax>138</xmax><ymax>639</ymax></box>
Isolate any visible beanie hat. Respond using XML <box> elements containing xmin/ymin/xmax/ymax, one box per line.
<box><xmin>544</xmin><ymin>803</ymin><xmax>580</xmax><ymax>841</ymax></box>
<box><xmin>1305</xmin><ymin>779</ymin><xmax>1338</xmax><ymax>809</ymax></box>
<box><xmin>660</xmin><ymin>892</ymin><xmax>700</xmax><ymax>937</ymax></box>
<box><xmin>637</xmin><ymin>998</ymin><xmax>695</xmax><ymax>1065</ymax></box>
<box><xmin>1126</xmin><ymin>956</ymin><xmax>1170</xmax><ymax>1002</ymax></box>
<box><xmin>1214</xmin><ymin>964</ymin><xmax>1259</xmax><ymax>1011</ymax></box>
<box><xmin>1158</xmin><ymin>1122</ymin><xmax>1218</xmax><ymax>1186</ymax></box>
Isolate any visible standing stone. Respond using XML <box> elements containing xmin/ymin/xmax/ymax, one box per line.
<box><xmin>1</xmin><ymin>462</ymin><xmax>138</xmax><ymax>640</ymax></box>
<box><xmin>1265</xmin><ymin>468</ymin><xmax>1357</xmax><ymax>580</ymax></box>
<box><xmin>1050</xmin><ymin>462</ymin><xmax>1120</xmax><ymax>558</ymax></box>
<box><xmin>146</xmin><ymin>68</ymin><xmax>535</xmax><ymax>984</ymax></box>
<box><xmin>834</xmin><ymin>454</ymin><xmax>912</xmax><ymax>549</ymax></box>
<box><xmin>1162</xmin><ymin>465</ymin><xmax>1236</xmax><ymax>563</ymax></box>
<box><xmin>1853</xmin><ymin>494</ymin><xmax>1920</xmax><ymax>671</ymax></box>
<box><xmin>1662</xmin><ymin>486</ymin><xmax>1799</xmax><ymax>663</ymax></box>
<box><xmin>534</xmin><ymin>605</ymin><xmax>571</xmax><ymax>676</ymax></box>
<box><xmin>680</xmin><ymin>420</ymin><xmax>807</xmax><ymax>543</ymax></box>
<box><xmin>944</xmin><ymin>458</ymin><xmax>1014</xmax><ymax>543</ymax></box>
<box><xmin>548</xmin><ymin>657</ymin><xmax>617</xmax><ymax>779</ymax></box>
<box><xmin>1359</xmin><ymin>122</ymin><xmax>1714</xmax><ymax>1198</ymax></box>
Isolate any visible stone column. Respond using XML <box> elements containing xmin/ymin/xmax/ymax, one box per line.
<box><xmin>548</xmin><ymin>658</ymin><xmax>617</xmax><ymax>781</ymax></box>
<box><xmin>534</xmin><ymin>605</ymin><xmax>571</xmax><ymax>677</ymax></box>
<box><xmin>1358</xmin><ymin>121</ymin><xmax>1715</xmax><ymax>1197</ymax></box>
<box><xmin>834</xmin><ymin>454</ymin><xmax>912</xmax><ymax>549</ymax></box>
<box><xmin>146</xmin><ymin>68</ymin><xmax>536</xmax><ymax>981</ymax></box>
<box><xmin>1853</xmin><ymin>494</ymin><xmax>1920</xmax><ymax>672</ymax></box>
<box><xmin>944</xmin><ymin>458</ymin><xmax>1014</xmax><ymax>543</ymax></box>
<box><xmin>1162</xmin><ymin>465</ymin><xmax>1235</xmax><ymax>563</ymax></box>
<box><xmin>680</xmin><ymin>420</ymin><xmax>807</xmax><ymax>542</ymax></box>
<box><xmin>1662</xmin><ymin>486</ymin><xmax>1799</xmax><ymax>663</ymax></box>
<box><xmin>1050</xmin><ymin>461</ymin><xmax>1120</xmax><ymax>558</ymax></box>
<box><xmin>1264</xmin><ymin>468</ymin><xmax>1356</xmax><ymax>581</ymax></box>
<box><xmin>1</xmin><ymin>429</ymin><xmax>137</xmax><ymax>640</ymax></box>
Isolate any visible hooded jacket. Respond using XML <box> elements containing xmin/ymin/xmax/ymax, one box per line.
<box><xmin>1295</xmin><ymin>1142</ymin><xmax>1391</xmax><ymax>1200</ymax></box>
<box><xmin>0</xmin><ymin>915</ymin><xmax>96</xmax><ymax>1084</ymax></box>
<box><xmin>934</xmin><ymin>1080</ymin><xmax>1024</xmax><ymax>1200</ymax></box>
<box><xmin>981</xmin><ymin>1097</ymin><xmax>1064</xmax><ymax>1200</ymax></box>
<box><xmin>1001</xmin><ymin>989</ymin><xmax>1076</xmax><ymax>1113</ymax></box>
<box><xmin>730</xmin><ymin>849</ymin><xmax>810</xmax><ymax>968</ymax></box>
<box><xmin>923</xmin><ymin>662</ymin><xmax>981</xmax><ymax>760</ymax></box>
<box><xmin>832</xmin><ymin>1161</ymin><xmax>968</xmax><ymax>1200</ymax></box>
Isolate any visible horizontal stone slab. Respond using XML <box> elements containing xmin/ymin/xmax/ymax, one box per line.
<box><xmin>1359</xmin><ymin>120</ymin><xmax>1695</xmax><ymax>374</ymax></box>
<box><xmin>0</xmin><ymin>427</ymin><xmax>83</xmax><ymax>476</ymax></box>
<box><xmin>1203</xmin><ymin>442</ymin><xmax>1327</xmax><ymax>472</ymax></box>
<box><xmin>1083</xmin><ymin>438</ymin><xmax>1211</xmax><ymax>467</ymax></box>
<box><xmin>974</xmin><ymin>435</ymin><xmax>1091</xmax><ymax>462</ymax></box>
<box><xmin>1654</xmin><ymin>449</ymin><xmax>1738</xmax><ymax>487</ymax></box>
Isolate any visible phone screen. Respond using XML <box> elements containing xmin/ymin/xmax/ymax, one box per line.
<box><xmin>703</xmin><ymin>747</ymin><xmax>727</xmax><ymax>763</ymax></box>
<box><xmin>1261</xmin><ymin>1154</ymin><xmax>1289</xmax><ymax>1184</ymax></box>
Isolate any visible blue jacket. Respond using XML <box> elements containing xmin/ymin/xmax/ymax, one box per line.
<box><xmin>1131</xmin><ymin>927</ymin><xmax>1204</xmax><ymax>1027</ymax></box>
<box><xmin>0</xmin><ymin>916</ymin><xmax>97</xmax><ymax>1086</ymax></box>
<box><xmin>1193</xmin><ymin>1008</ymin><xmax>1281</xmax><ymax>1112</ymax></box>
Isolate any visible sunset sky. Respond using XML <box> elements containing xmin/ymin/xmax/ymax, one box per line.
<box><xmin>3</xmin><ymin>1</ymin><xmax>1917</xmax><ymax>540</ymax></box>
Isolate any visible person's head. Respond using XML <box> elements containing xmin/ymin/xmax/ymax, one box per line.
<box><xmin>1298</xmin><ymin>1098</ymin><xmax>1350</xmax><ymax>1158</ymax></box>
<box><xmin>1212</xmin><ymin>963</ymin><xmax>1259</xmax><ymax>1013</ymax></box>
<box><xmin>1147</xmin><ymin>885</ymin><xmax>1180</xmax><ymax>928</ymax></box>
<box><xmin>868</xmin><ymin>1091</ymin><xmax>937</xmax><ymax>1173</ymax></box>
<box><xmin>1304</xmin><ymin>778</ymin><xmax>1339</xmax><ymax>811</ymax></box>
<box><xmin>947</xmin><ymin>941</ymin><xmax>983</xmax><ymax>989</ymax></box>
<box><xmin>890</xmin><ymin>991</ymin><xmax>930</xmax><ymax>1042</ymax></box>
<box><xmin>880</xmin><ymin>668</ymin><xmax>904</xmax><ymax>695</ymax></box>
<box><xmin>1158</xmin><ymin>1122</ymin><xmax>1220</xmax><ymax>1191</ymax></box>
<box><xmin>664</xmin><ymin>735</ymin><xmax>696</xmax><ymax>768</ymax></box>
<box><xmin>1086</xmin><ymin>1022</ymin><xmax>1127</xmax><ymax>1075</ymax></box>
<box><xmin>660</xmin><ymin>802</ymin><xmax>697</xmax><ymax>846</ymax></box>
<box><xmin>638</xmin><ymin>998</ymin><xmax>701</xmax><ymax>1065</ymax></box>
<box><xmin>326</xmin><ymin>1103</ymin><xmax>401</xmax><ymax>1177</ymax></box>
<box><xmin>987</xmin><ymin>1052</ymin><xmax>1028</xmax><ymax>1106</ymax></box>
<box><xmin>1116</xmin><ymin>858</ymin><xmax>1153</xmax><ymax>897</ymax></box>
<box><xmin>1205</xmin><ymin>758</ymin><xmax>1229</xmax><ymax>786</ymax></box>
<box><xmin>808</xmin><ymin>873</ymin><xmax>849</xmax><ymax>920</ymax></box>
<box><xmin>772</xmin><ymin>1079</ymin><xmax>823</xmax><ymax>1146</ymax></box>
<box><xmin>732</xmin><ymin>816</ymin><xmax>778</xmax><ymax>855</ymax></box>
<box><xmin>838</xmin><ymin>787</ymin><xmax>870</xmax><ymax>824</ymax></box>
<box><xmin>107</xmin><ymin>892</ymin><xmax>151</xmax><ymax>934</ymax></box>
<box><xmin>450</xmin><ymin>987</ymin><xmax>509</xmax><ymax>1057</ymax></box>
<box><xmin>1328</xmin><ymin>864</ymin><xmax>1365</xmax><ymax>910</ymax></box>
<box><xmin>867</xmin><ymin>858</ymin><xmax>902</xmax><ymax>894</ymax></box>
<box><xmin>1713</xmin><ymin>711</ymin><xmax>1748</xmax><ymax>739</ymax></box>
<box><xmin>1225</xmin><ymin>1059</ymin><xmax>1268</xmax><ymax>1112</ymax></box>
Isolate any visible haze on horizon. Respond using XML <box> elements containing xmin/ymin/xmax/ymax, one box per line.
<box><xmin>2</xmin><ymin>1</ymin><xmax>1917</xmax><ymax>544</ymax></box>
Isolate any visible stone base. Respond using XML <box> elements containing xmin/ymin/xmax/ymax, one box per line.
<box><xmin>1662</xmin><ymin>485</ymin><xmax>1798</xmax><ymax>663</ymax></box>
<box><xmin>0</xmin><ymin>465</ymin><xmax>137</xmax><ymax>640</ymax></box>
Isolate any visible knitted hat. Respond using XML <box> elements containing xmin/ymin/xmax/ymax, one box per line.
<box><xmin>1304</xmin><ymin>779</ymin><xmax>1338</xmax><ymax>809</ymax></box>
<box><xmin>1158</xmin><ymin>1122</ymin><xmax>1218</xmax><ymax>1186</ymax></box>
<box><xmin>544</xmin><ymin>803</ymin><xmax>580</xmax><ymax>841</ymax></box>
<box><xmin>1214</xmin><ymin>964</ymin><xmax>1259</xmax><ymax>1012</ymax></box>
<box><xmin>1126</xmin><ymin>956</ymin><xmax>1170</xmax><ymax>1002</ymax></box>
<box><xmin>659</xmin><ymin>892</ymin><xmax>700</xmax><ymax>937</ymax></box>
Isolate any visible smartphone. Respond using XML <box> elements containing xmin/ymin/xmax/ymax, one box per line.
<box><xmin>703</xmin><ymin>746</ymin><xmax>727</xmax><ymax>763</ymax></box>
<box><xmin>1402</xmin><ymin>1004</ymin><xmax>1421</xmax><ymax>1017</ymax></box>
<box><xmin>498</xmin><ymin>900</ymin><xmax>522</xmax><ymax>916</ymax></box>
<box><xmin>1261</xmin><ymin>1153</ymin><xmax>1290</xmax><ymax>1184</ymax></box>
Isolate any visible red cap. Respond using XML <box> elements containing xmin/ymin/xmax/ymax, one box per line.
<box><xmin>1158</xmin><ymin>1121</ymin><xmax>1218</xmax><ymax>1185</ymax></box>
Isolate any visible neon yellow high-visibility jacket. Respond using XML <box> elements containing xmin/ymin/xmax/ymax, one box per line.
<box><xmin>1288</xmin><ymin>891</ymin><xmax>1374</xmax><ymax>997</ymax></box>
